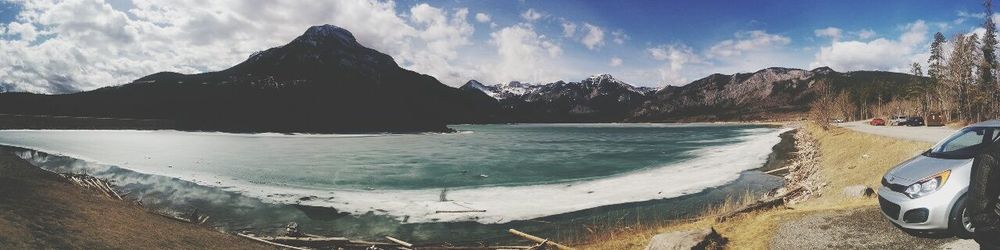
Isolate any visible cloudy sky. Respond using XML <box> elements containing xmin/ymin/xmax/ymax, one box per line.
<box><xmin>0</xmin><ymin>0</ymin><xmax>994</xmax><ymax>94</ymax></box>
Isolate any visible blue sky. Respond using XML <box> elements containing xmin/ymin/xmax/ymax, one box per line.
<box><xmin>0</xmin><ymin>0</ymin><xmax>994</xmax><ymax>93</ymax></box>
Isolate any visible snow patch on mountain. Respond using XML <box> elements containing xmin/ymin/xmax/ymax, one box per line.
<box><xmin>461</xmin><ymin>74</ymin><xmax>656</xmax><ymax>101</ymax></box>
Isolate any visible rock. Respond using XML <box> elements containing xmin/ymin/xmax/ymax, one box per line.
<box><xmin>646</xmin><ymin>228</ymin><xmax>726</xmax><ymax>250</ymax></box>
<box><xmin>938</xmin><ymin>239</ymin><xmax>978</xmax><ymax>250</ymax></box>
<box><xmin>843</xmin><ymin>185</ymin><xmax>875</xmax><ymax>198</ymax></box>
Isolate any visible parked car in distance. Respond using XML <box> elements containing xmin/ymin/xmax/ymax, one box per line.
<box><xmin>870</xmin><ymin>118</ymin><xmax>886</xmax><ymax>126</ymax></box>
<box><xmin>878</xmin><ymin>120</ymin><xmax>1000</xmax><ymax>238</ymax></box>
<box><xmin>900</xmin><ymin>117</ymin><xmax>925</xmax><ymax>126</ymax></box>
<box><xmin>926</xmin><ymin>112</ymin><xmax>945</xmax><ymax>126</ymax></box>
<box><xmin>890</xmin><ymin>115</ymin><xmax>908</xmax><ymax>126</ymax></box>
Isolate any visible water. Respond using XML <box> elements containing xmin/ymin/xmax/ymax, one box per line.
<box><xmin>0</xmin><ymin>123</ymin><xmax>787</xmax><ymax>243</ymax></box>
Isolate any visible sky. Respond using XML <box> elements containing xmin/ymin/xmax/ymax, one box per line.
<box><xmin>0</xmin><ymin>0</ymin><xmax>995</xmax><ymax>94</ymax></box>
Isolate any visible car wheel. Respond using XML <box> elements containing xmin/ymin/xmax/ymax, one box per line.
<box><xmin>949</xmin><ymin>194</ymin><xmax>975</xmax><ymax>238</ymax></box>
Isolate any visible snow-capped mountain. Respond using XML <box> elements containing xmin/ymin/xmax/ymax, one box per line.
<box><xmin>460</xmin><ymin>74</ymin><xmax>656</xmax><ymax>101</ymax></box>
<box><xmin>459</xmin><ymin>80</ymin><xmax>544</xmax><ymax>100</ymax></box>
<box><xmin>460</xmin><ymin>74</ymin><xmax>658</xmax><ymax>122</ymax></box>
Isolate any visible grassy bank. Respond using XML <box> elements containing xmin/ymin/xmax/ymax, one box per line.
<box><xmin>580</xmin><ymin>123</ymin><xmax>932</xmax><ymax>249</ymax></box>
<box><xmin>0</xmin><ymin>148</ymin><xmax>268</xmax><ymax>249</ymax></box>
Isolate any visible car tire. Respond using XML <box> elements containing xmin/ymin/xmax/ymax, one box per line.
<box><xmin>948</xmin><ymin>194</ymin><xmax>975</xmax><ymax>239</ymax></box>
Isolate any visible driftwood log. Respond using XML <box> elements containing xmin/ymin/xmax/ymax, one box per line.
<box><xmin>386</xmin><ymin>236</ymin><xmax>414</xmax><ymax>248</ymax></box>
<box><xmin>715</xmin><ymin>186</ymin><xmax>804</xmax><ymax>223</ymax></box>
<box><xmin>508</xmin><ymin>229</ymin><xmax>575</xmax><ymax>250</ymax></box>
<box><xmin>236</xmin><ymin>233</ymin><xmax>310</xmax><ymax>250</ymax></box>
<box><xmin>59</xmin><ymin>173</ymin><xmax>123</xmax><ymax>201</ymax></box>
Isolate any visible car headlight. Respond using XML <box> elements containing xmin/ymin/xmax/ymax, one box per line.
<box><xmin>904</xmin><ymin>170</ymin><xmax>951</xmax><ymax>199</ymax></box>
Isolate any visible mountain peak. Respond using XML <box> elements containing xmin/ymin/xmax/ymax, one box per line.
<box><xmin>293</xmin><ymin>24</ymin><xmax>359</xmax><ymax>47</ymax></box>
<box><xmin>811</xmin><ymin>66</ymin><xmax>836</xmax><ymax>74</ymax></box>
<box><xmin>586</xmin><ymin>74</ymin><xmax>616</xmax><ymax>81</ymax></box>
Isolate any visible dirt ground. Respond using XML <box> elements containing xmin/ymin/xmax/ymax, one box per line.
<box><xmin>0</xmin><ymin>148</ymin><xmax>271</xmax><ymax>249</ymax></box>
<box><xmin>771</xmin><ymin>206</ymin><xmax>975</xmax><ymax>250</ymax></box>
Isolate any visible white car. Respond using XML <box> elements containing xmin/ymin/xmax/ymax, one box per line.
<box><xmin>878</xmin><ymin>120</ymin><xmax>1000</xmax><ymax>237</ymax></box>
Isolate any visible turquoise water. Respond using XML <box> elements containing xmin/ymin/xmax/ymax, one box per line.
<box><xmin>0</xmin><ymin>124</ymin><xmax>787</xmax><ymax>242</ymax></box>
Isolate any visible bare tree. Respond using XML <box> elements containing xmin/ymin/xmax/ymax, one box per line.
<box><xmin>810</xmin><ymin>83</ymin><xmax>836</xmax><ymax>130</ymax></box>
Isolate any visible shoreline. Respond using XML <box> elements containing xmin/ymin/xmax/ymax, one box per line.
<box><xmin>0</xmin><ymin>125</ymin><xmax>789</xmax><ymax>225</ymax></box>
<box><xmin>0</xmin><ymin>147</ymin><xmax>268</xmax><ymax>249</ymax></box>
<box><xmin>580</xmin><ymin>123</ymin><xmax>955</xmax><ymax>249</ymax></box>
<box><xmin>2</xmin><ymin>144</ymin><xmax>786</xmax><ymax>245</ymax></box>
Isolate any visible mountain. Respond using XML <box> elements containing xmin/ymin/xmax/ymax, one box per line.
<box><xmin>0</xmin><ymin>25</ymin><xmax>498</xmax><ymax>133</ymax></box>
<box><xmin>629</xmin><ymin>67</ymin><xmax>921</xmax><ymax>122</ymax></box>
<box><xmin>460</xmin><ymin>74</ymin><xmax>657</xmax><ymax>122</ymax></box>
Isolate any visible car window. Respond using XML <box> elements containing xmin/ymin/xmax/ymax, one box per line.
<box><xmin>927</xmin><ymin>127</ymin><xmax>1000</xmax><ymax>159</ymax></box>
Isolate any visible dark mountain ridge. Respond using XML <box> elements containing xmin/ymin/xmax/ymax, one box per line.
<box><xmin>629</xmin><ymin>66</ymin><xmax>922</xmax><ymax>122</ymax></box>
<box><xmin>0</xmin><ymin>25</ymin><xmax>499</xmax><ymax>133</ymax></box>
<box><xmin>0</xmin><ymin>25</ymin><xmax>924</xmax><ymax>132</ymax></box>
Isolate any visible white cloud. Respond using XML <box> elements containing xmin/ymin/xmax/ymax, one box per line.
<box><xmin>647</xmin><ymin>43</ymin><xmax>702</xmax><ymax>85</ymax></box>
<box><xmin>520</xmin><ymin>8</ymin><xmax>544</xmax><ymax>22</ymax></box>
<box><xmin>856</xmin><ymin>29</ymin><xmax>876</xmax><ymax>40</ymax></box>
<box><xmin>609</xmin><ymin>57</ymin><xmax>622</xmax><ymax>67</ymax></box>
<box><xmin>487</xmin><ymin>24</ymin><xmax>566</xmax><ymax>84</ymax></box>
<box><xmin>706</xmin><ymin>30</ymin><xmax>790</xmax><ymax>58</ymax></box>
<box><xmin>475</xmin><ymin>12</ymin><xmax>490</xmax><ymax>23</ymax></box>
<box><xmin>402</xmin><ymin>5</ymin><xmax>477</xmax><ymax>85</ymax></box>
<box><xmin>814</xmin><ymin>27</ymin><xmax>842</xmax><ymax>40</ymax></box>
<box><xmin>0</xmin><ymin>0</ymin><xmax>488</xmax><ymax>93</ymax></box>
<box><xmin>580</xmin><ymin>22</ymin><xmax>604</xmax><ymax>50</ymax></box>
<box><xmin>810</xmin><ymin>20</ymin><xmax>929</xmax><ymax>72</ymax></box>
<box><xmin>560</xmin><ymin>20</ymin><xmax>576</xmax><ymax>37</ymax></box>
<box><xmin>6</xmin><ymin>22</ymin><xmax>38</xmax><ymax>41</ymax></box>
<box><xmin>611</xmin><ymin>30</ymin><xmax>627</xmax><ymax>45</ymax></box>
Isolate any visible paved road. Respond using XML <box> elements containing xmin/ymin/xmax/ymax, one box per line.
<box><xmin>836</xmin><ymin>121</ymin><xmax>957</xmax><ymax>144</ymax></box>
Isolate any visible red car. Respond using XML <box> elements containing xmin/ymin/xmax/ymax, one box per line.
<box><xmin>870</xmin><ymin>118</ymin><xmax>886</xmax><ymax>126</ymax></box>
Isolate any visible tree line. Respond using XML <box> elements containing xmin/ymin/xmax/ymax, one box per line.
<box><xmin>813</xmin><ymin>0</ymin><xmax>1000</xmax><ymax>125</ymax></box>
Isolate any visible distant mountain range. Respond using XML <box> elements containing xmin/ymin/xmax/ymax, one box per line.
<box><xmin>0</xmin><ymin>25</ymin><xmax>922</xmax><ymax>133</ymax></box>
<box><xmin>460</xmin><ymin>74</ymin><xmax>656</xmax><ymax>122</ymax></box>
<box><xmin>630</xmin><ymin>67</ymin><xmax>918</xmax><ymax>122</ymax></box>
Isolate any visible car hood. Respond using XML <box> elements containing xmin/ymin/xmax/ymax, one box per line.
<box><xmin>884</xmin><ymin>155</ymin><xmax>971</xmax><ymax>184</ymax></box>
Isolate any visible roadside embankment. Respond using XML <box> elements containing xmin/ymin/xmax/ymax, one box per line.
<box><xmin>580</xmin><ymin>123</ymin><xmax>948</xmax><ymax>249</ymax></box>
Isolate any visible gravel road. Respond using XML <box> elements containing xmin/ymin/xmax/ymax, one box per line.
<box><xmin>836</xmin><ymin>121</ymin><xmax>957</xmax><ymax>143</ymax></box>
<box><xmin>771</xmin><ymin>207</ymin><xmax>975</xmax><ymax>249</ymax></box>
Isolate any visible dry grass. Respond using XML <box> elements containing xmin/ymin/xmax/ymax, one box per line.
<box><xmin>581</xmin><ymin>191</ymin><xmax>762</xmax><ymax>250</ymax></box>
<box><xmin>578</xmin><ymin>123</ymin><xmax>933</xmax><ymax>249</ymax></box>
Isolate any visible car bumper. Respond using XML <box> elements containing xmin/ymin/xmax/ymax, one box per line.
<box><xmin>877</xmin><ymin>186</ymin><xmax>953</xmax><ymax>231</ymax></box>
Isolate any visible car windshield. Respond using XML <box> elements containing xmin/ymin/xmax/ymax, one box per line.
<box><xmin>925</xmin><ymin>127</ymin><xmax>1000</xmax><ymax>159</ymax></box>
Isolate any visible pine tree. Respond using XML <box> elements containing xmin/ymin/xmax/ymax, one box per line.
<box><xmin>928</xmin><ymin>32</ymin><xmax>947</xmax><ymax>114</ymax></box>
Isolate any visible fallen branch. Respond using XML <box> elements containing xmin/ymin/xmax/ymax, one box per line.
<box><xmin>508</xmin><ymin>229</ymin><xmax>575</xmax><ymax>250</ymax></box>
<box><xmin>237</xmin><ymin>233</ymin><xmax>310</xmax><ymax>250</ymax></box>
<box><xmin>715</xmin><ymin>186</ymin><xmax>799</xmax><ymax>223</ymax></box>
<box><xmin>764</xmin><ymin>166</ymin><xmax>789</xmax><ymax>174</ymax></box>
<box><xmin>386</xmin><ymin>236</ymin><xmax>414</xmax><ymax>248</ymax></box>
